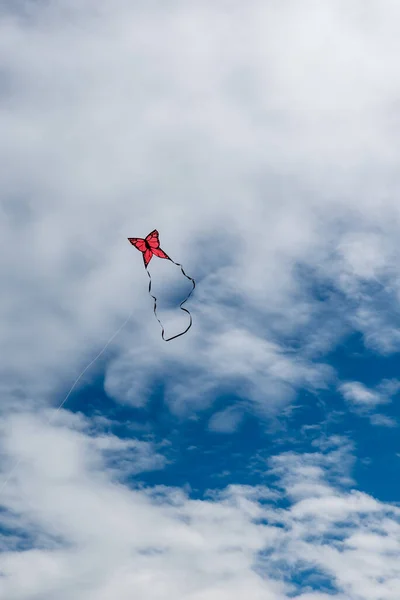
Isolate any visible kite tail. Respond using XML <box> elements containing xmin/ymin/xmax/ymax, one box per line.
<box><xmin>146</xmin><ymin>259</ymin><xmax>195</xmax><ymax>341</ymax></box>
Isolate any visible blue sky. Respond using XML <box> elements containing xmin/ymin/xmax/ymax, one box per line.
<box><xmin>2</xmin><ymin>1</ymin><xmax>400</xmax><ymax>599</ymax></box>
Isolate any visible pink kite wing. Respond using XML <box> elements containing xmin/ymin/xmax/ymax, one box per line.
<box><xmin>152</xmin><ymin>247</ymin><xmax>170</xmax><ymax>260</ymax></box>
<box><xmin>128</xmin><ymin>238</ymin><xmax>147</xmax><ymax>253</ymax></box>
<box><xmin>145</xmin><ymin>230</ymin><xmax>161</xmax><ymax>249</ymax></box>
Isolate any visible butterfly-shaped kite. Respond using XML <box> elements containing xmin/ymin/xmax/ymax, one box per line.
<box><xmin>128</xmin><ymin>229</ymin><xmax>170</xmax><ymax>268</ymax></box>
<box><xmin>128</xmin><ymin>230</ymin><xmax>195</xmax><ymax>341</ymax></box>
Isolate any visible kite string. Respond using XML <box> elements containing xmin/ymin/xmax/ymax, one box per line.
<box><xmin>146</xmin><ymin>258</ymin><xmax>195</xmax><ymax>342</ymax></box>
<box><xmin>49</xmin><ymin>308</ymin><xmax>134</xmax><ymax>419</ymax></box>
<box><xmin>0</xmin><ymin>309</ymin><xmax>134</xmax><ymax>498</ymax></box>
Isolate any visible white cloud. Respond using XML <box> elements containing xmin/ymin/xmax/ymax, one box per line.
<box><xmin>338</xmin><ymin>380</ymin><xmax>398</xmax><ymax>426</ymax></box>
<box><xmin>208</xmin><ymin>406</ymin><xmax>244</xmax><ymax>434</ymax></box>
<box><xmin>1</xmin><ymin>428</ymin><xmax>399</xmax><ymax>599</ymax></box>
<box><xmin>369</xmin><ymin>414</ymin><xmax>397</xmax><ymax>428</ymax></box>
<box><xmin>339</xmin><ymin>382</ymin><xmax>386</xmax><ymax>407</ymax></box>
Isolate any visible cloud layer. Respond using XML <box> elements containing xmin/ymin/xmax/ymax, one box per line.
<box><xmin>1</xmin><ymin>423</ymin><xmax>399</xmax><ymax>599</ymax></box>
<box><xmin>2</xmin><ymin>1</ymin><xmax>400</xmax><ymax>598</ymax></box>
<box><xmin>2</xmin><ymin>0</ymin><xmax>400</xmax><ymax>414</ymax></box>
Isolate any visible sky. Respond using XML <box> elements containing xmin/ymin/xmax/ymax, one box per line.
<box><xmin>1</xmin><ymin>1</ymin><xmax>400</xmax><ymax>598</ymax></box>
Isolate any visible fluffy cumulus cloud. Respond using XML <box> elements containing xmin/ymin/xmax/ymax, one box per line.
<box><xmin>2</xmin><ymin>0</ymin><xmax>400</xmax><ymax>597</ymax></box>
<box><xmin>1</xmin><ymin>431</ymin><xmax>400</xmax><ymax>599</ymax></box>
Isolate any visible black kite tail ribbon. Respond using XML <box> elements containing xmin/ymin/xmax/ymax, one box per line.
<box><xmin>145</xmin><ymin>258</ymin><xmax>196</xmax><ymax>342</ymax></box>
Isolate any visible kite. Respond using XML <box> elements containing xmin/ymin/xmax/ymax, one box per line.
<box><xmin>128</xmin><ymin>229</ymin><xmax>195</xmax><ymax>341</ymax></box>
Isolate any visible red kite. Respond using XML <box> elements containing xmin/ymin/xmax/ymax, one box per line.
<box><xmin>128</xmin><ymin>229</ymin><xmax>170</xmax><ymax>268</ymax></box>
